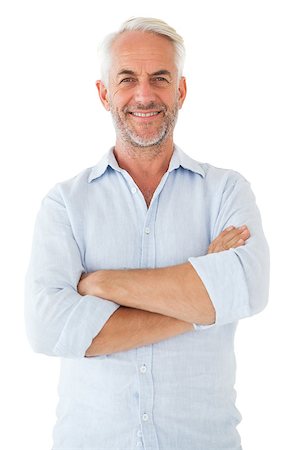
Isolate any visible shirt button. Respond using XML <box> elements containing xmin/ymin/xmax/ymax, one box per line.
<box><xmin>136</xmin><ymin>442</ymin><xmax>142</xmax><ymax>447</ymax></box>
<box><xmin>137</xmin><ymin>430</ymin><xmax>143</xmax><ymax>437</ymax></box>
<box><xmin>140</xmin><ymin>364</ymin><xmax>147</xmax><ymax>373</ymax></box>
<box><xmin>144</xmin><ymin>227</ymin><xmax>150</xmax><ymax>234</ymax></box>
<box><xmin>142</xmin><ymin>413</ymin><xmax>149</xmax><ymax>421</ymax></box>
<box><xmin>131</xmin><ymin>187</ymin><xmax>137</xmax><ymax>194</ymax></box>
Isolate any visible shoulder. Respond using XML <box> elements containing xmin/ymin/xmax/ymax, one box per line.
<box><xmin>197</xmin><ymin>162</ymin><xmax>255</xmax><ymax>210</ymax></box>
<box><xmin>186</xmin><ymin>155</ymin><xmax>253</xmax><ymax>205</ymax></box>
<box><xmin>42</xmin><ymin>166</ymin><xmax>95</xmax><ymax>205</ymax></box>
<box><xmin>198</xmin><ymin>160</ymin><xmax>250</xmax><ymax>189</ymax></box>
<box><xmin>177</xmin><ymin>146</ymin><xmax>248</xmax><ymax>187</ymax></box>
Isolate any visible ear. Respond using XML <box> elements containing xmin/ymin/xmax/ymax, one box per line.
<box><xmin>177</xmin><ymin>76</ymin><xmax>187</xmax><ymax>109</ymax></box>
<box><xmin>96</xmin><ymin>80</ymin><xmax>110</xmax><ymax>111</ymax></box>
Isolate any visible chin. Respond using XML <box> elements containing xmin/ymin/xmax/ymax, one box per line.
<box><xmin>130</xmin><ymin>135</ymin><xmax>166</xmax><ymax>147</ymax></box>
<box><xmin>127</xmin><ymin>128</ymin><xmax>169</xmax><ymax>147</ymax></box>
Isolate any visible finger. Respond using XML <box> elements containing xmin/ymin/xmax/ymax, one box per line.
<box><xmin>230</xmin><ymin>239</ymin><xmax>245</xmax><ymax>249</ymax></box>
<box><xmin>217</xmin><ymin>226</ymin><xmax>238</xmax><ymax>240</ymax></box>
<box><xmin>220</xmin><ymin>226</ymin><xmax>236</xmax><ymax>236</ymax></box>
<box><xmin>224</xmin><ymin>229</ymin><xmax>250</xmax><ymax>249</ymax></box>
<box><xmin>222</xmin><ymin>238</ymin><xmax>244</xmax><ymax>250</ymax></box>
<box><xmin>224</xmin><ymin>225</ymin><xmax>236</xmax><ymax>232</ymax></box>
<box><xmin>221</xmin><ymin>225</ymin><xmax>249</xmax><ymax>241</ymax></box>
<box><xmin>228</xmin><ymin>228</ymin><xmax>250</xmax><ymax>242</ymax></box>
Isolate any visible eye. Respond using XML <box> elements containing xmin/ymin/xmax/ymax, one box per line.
<box><xmin>120</xmin><ymin>78</ymin><xmax>136</xmax><ymax>84</ymax></box>
<box><xmin>153</xmin><ymin>77</ymin><xmax>169</xmax><ymax>83</ymax></box>
<box><xmin>151</xmin><ymin>77</ymin><xmax>171</xmax><ymax>85</ymax></box>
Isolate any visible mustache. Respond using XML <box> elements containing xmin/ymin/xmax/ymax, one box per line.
<box><xmin>123</xmin><ymin>103</ymin><xmax>167</xmax><ymax>113</ymax></box>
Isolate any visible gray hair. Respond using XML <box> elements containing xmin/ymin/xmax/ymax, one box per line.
<box><xmin>98</xmin><ymin>17</ymin><xmax>185</xmax><ymax>86</ymax></box>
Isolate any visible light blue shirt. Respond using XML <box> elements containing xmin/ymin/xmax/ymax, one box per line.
<box><xmin>25</xmin><ymin>145</ymin><xmax>270</xmax><ymax>450</ymax></box>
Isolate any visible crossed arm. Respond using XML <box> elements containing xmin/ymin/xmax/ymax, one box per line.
<box><xmin>78</xmin><ymin>225</ymin><xmax>250</xmax><ymax>357</ymax></box>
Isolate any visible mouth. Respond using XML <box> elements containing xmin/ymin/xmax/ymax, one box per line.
<box><xmin>130</xmin><ymin>111</ymin><xmax>160</xmax><ymax>117</ymax></box>
<box><xmin>128</xmin><ymin>111</ymin><xmax>162</xmax><ymax>120</ymax></box>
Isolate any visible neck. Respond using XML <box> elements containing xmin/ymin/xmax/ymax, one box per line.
<box><xmin>113</xmin><ymin>137</ymin><xmax>175</xmax><ymax>179</ymax></box>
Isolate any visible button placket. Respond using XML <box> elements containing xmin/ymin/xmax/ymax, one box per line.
<box><xmin>136</xmin><ymin>179</ymin><xmax>164</xmax><ymax>450</ymax></box>
<box><xmin>136</xmin><ymin>346</ymin><xmax>155</xmax><ymax>445</ymax></box>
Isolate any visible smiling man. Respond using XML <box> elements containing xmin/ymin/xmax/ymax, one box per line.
<box><xmin>25</xmin><ymin>17</ymin><xmax>270</xmax><ymax>450</ymax></box>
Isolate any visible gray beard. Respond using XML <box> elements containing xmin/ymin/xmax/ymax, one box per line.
<box><xmin>109</xmin><ymin>102</ymin><xmax>179</xmax><ymax>148</ymax></box>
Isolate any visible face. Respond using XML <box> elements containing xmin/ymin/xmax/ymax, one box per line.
<box><xmin>97</xmin><ymin>31</ymin><xmax>186</xmax><ymax>148</ymax></box>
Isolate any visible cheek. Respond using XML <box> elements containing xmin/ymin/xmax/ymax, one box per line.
<box><xmin>111</xmin><ymin>95</ymin><xmax>133</xmax><ymax>115</ymax></box>
<box><xmin>162</xmin><ymin>88</ymin><xmax>180</xmax><ymax>105</ymax></box>
<box><xmin>110</xmin><ymin>86</ymin><xmax>132</xmax><ymax>103</ymax></box>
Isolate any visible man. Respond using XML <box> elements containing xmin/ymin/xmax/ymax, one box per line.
<box><xmin>25</xmin><ymin>17</ymin><xmax>270</xmax><ymax>450</ymax></box>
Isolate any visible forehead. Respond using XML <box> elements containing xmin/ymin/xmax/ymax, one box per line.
<box><xmin>110</xmin><ymin>31</ymin><xmax>177</xmax><ymax>74</ymax></box>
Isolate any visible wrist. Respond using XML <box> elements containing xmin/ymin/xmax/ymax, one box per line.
<box><xmin>78</xmin><ymin>271</ymin><xmax>104</xmax><ymax>297</ymax></box>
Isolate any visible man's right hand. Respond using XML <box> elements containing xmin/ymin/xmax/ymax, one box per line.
<box><xmin>207</xmin><ymin>225</ymin><xmax>250</xmax><ymax>254</ymax></box>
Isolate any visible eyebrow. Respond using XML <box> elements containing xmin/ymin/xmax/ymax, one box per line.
<box><xmin>117</xmin><ymin>70</ymin><xmax>136</xmax><ymax>77</ymax></box>
<box><xmin>151</xmin><ymin>70</ymin><xmax>172</xmax><ymax>77</ymax></box>
<box><xmin>117</xmin><ymin>69</ymin><xmax>172</xmax><ymax>78</ymax></box>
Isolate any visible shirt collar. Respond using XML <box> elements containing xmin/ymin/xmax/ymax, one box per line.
<box><xmin>88</xmin><ymin>144</ymin><xmax>205</xmax><ymax>183</ymax></box>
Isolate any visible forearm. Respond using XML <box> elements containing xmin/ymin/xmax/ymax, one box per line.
<box><xmin>82</xmin><ymin>226</ymin><xmax>250</xmax><ymax>357</ymax></box>
<box><xmin>80</xmin><ymin>262</ymin><xmax>215</xmax><ymax>325</ymax></box>
<box><xmin>85</xmin><ymin>305</ymin><xmax>193</xmax><ymax>357</ymax></box>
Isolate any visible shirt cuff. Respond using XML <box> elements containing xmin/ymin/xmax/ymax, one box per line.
<box><xmin>192</xmin><ymin>323</ymin><xmax>215</xmax><ymax>331</ymax></box>
<box><xmin>53</xmin><ymin>296</ymin><xmax>119</xmax><ymax>358</ymax></box>
<box><xmin>188</xmin><ymin>249</ymin><xmax>250</xmax><ymax>327</ymax></box>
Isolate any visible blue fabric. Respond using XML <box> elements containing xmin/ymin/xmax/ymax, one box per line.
<box><xmin>25</xmin><ymin>144</ymin><xmax>269</xmax><ymax>449</ymax></box>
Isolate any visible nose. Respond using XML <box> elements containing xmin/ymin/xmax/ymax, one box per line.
<box><xmin>133</xmin><ymin>79</ymin><xmax>156</xmax><ymax>104</ymax></box>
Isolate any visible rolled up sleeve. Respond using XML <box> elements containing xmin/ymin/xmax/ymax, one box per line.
<box><xmin>188</xmin><ymin>173</ymin><xmax>270</xmax><ymax>329</ymax></box>
<box><xmin>24</xmin><ymin>187</ymin><xmax>120</xmax><ymax>358</ymax></box>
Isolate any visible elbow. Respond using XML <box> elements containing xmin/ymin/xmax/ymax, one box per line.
<box><xmin>25</xmin><ymin>300</ymin><xmax>59</xmax><ymax>357</ymax></box>
<box><xmin>25</xmin><ymin>316</ymin><xmax>84</xmax><ymax>358</ymax></box>
<box><xmin>249</xmin><ymin>277</ymin><xmax>270</xmax><ymax>317</ymax></box>
<box><xmin>26</xmin><ymin>333</ymin><xmax>55</xmax><ymax>357</ymax></box>
<box><xmin>247</xmin><ymin>242</ymin><xmax>270</xmax><ymax>317</ymax></box>
<box><xmin>24</xmin><ymin>289</ymin><xmax>70</xmax><ymax>358</ymax></box>
<box><xmin>24</xmin><ymin>311</ymin><xmax>59</xmax><ymax>357</ymax></box>
<box><xmin>24</xmin><ymin>285</ymin><xmax>99</xmax><ymax>359</ymax></box>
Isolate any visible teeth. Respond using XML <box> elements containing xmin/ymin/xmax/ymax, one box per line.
<box><xmin>131</xmin><ymin>112</ymin><xmax>159</xmax><ymax>117</ymax></box>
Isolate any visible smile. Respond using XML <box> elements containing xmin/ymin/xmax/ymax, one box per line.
<box><xmin>130</xmin><ymin>111</ymin><xmax>161</xmax><ymax>117</ymax></box>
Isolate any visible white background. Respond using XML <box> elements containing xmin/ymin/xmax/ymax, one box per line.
<box><xmin>1</xmin><ymin>1</ymin><xmax>299</xmax><ymax>449</ymax></box>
